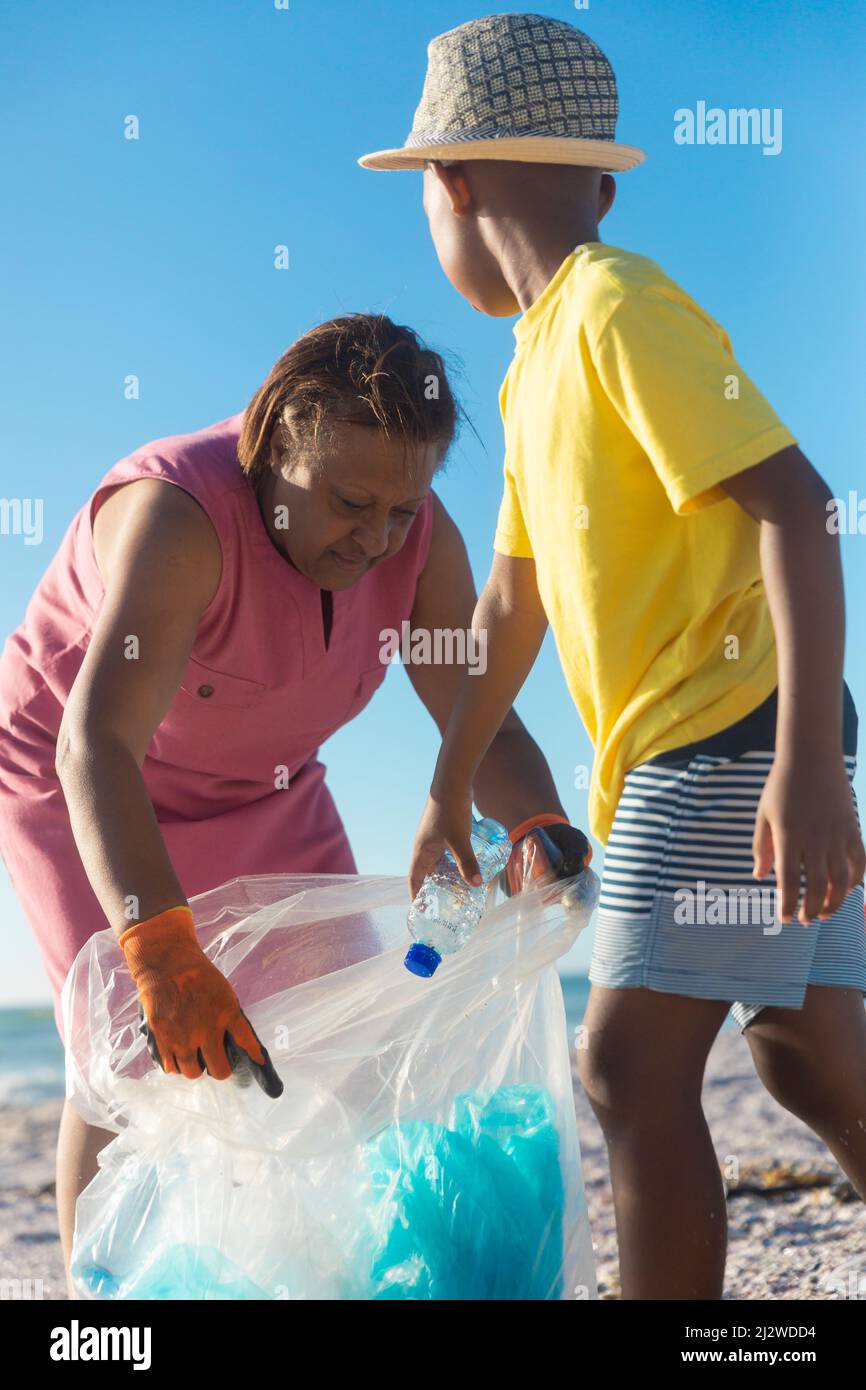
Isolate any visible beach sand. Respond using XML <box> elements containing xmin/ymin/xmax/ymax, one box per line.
<box><xmin>0</xmin><ymin>1098</ymin><xmax>65</xmax><ymax>1300</ymax></box>
<box><xmin>1</xmin><ymin>1029</ymin><xmax>864</xmax><ymax>1301</ymax></box>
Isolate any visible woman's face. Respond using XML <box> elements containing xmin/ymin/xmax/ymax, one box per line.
<box><xmin>258</xmin><ymin>419</ymin><xmax>441</xmax><ymax>590</ymax></box>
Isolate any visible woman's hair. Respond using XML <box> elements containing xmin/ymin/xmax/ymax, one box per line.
<box><xmin>237</xmin><ymin>314</ymin><xmax>461</xmax><ymax>487</ymax></box>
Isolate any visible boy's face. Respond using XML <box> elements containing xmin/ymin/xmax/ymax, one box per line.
<box><xmin>421</xmin><ymin>160</ymin><xmax>615</xmax><ymax>317</ymax></box>
<box><xmin>422</xmin><ymin>164</ymin><xmax>521</xmax><ymax>317</ymax></box>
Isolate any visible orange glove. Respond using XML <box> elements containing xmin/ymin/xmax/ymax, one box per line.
<box><xmin>119</xmin><ymin>905</ymin><xmax>269</xmax><ymax>1084</ymax></box>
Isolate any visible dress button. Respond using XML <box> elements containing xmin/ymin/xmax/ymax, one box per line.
<box><xmin>197</xmin><ymin>684</ymin><xmax>215</xmax><ymax>698</ymax></box>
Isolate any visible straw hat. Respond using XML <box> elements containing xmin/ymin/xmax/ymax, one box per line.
<box><xmin>358</xmin><ymin>13</ymin><xmax>646</xmax><ymax>174</ymax></box>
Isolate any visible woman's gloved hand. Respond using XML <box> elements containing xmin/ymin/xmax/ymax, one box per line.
<box><xmin>503</xmin><ymin>814</ymin><xmax>593</xmax><ymax>897</ymax></box>
<box><xmin>119</xmin><ymin>905</ymin><xmax>282</xmax><ymax>1096</ymax></box>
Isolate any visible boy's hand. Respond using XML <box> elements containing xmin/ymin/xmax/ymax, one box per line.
<box><xmin>753</xmin><ymin>758</ymin><xmax>866</xmax><ymax>923</ymax></box>
<box><xmin>504</xmin><ymin>821</ymin><xmax>593</xmax><ymax>897</ymax></box>
<box><xmin>538</xmin><ymin>822</ymin><xmax>593</xmax><ymax>875</ymax></box>
<box><xmin>409</xmin><ymin>787</ymin><xmax>482</xmax><ymax>900</ymax></box>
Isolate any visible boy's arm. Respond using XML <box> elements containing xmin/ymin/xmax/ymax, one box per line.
<box><xmin>406</xmin><ymin>496</ymin><xmax>569</xmax><ymax>831</ymax></box>
<box><xmin>720</xmin><ymin>443</ymin><xmax>865</xmax><ymax>922</ymax></box>
<box><xmin>408</xmin><ymin>550</ymin><xmax>548</xmax><ymax>898</ymax></box>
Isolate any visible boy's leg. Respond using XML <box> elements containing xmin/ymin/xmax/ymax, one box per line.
<box><xmin>577</xmin><ymin>982</ymin><xmax>731</xmax><ymax>1300</ymax></box>
<box><xmin>743</xmin><ymin>984</ymin><xmax>866</xmax><ymax>1200</ymax></box>
<box><xmin>56</xmin><ymin>1099</ymin><xmax>115</xmax><ymax>1299</ymax></box>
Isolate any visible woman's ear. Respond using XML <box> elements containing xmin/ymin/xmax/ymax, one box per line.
<box><xmin>269</xmin><ymin>418</ymin><xmax>292</xmax><ymax>473</ymax></box>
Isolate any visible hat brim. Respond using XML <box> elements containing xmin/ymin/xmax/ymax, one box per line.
<box><xmin>358</xmin><ymin>136</ymin><xmax>646</xmax><ymax>172</ymax></box>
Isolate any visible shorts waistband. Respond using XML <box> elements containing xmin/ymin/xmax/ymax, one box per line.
<box><xmin>646</xmin><ymin>681</ymin><xmax>858</xmax><ymax>769</ymax></box>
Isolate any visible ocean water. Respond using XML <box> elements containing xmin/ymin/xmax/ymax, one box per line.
<box><xmin>0</xmin><ymin>1006</ymin><xmax>66</xmax><ymax>1106</ymax></box>
<box><xmin>0</xmin><ymin>976</ymin><xmax>735</xmax><ymax>1109</ymax></box>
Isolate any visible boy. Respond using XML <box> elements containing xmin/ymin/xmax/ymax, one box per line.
<box><xmin>359</xmin><ymin>14</ymin><xmax>866</xmax><ymax>1299</ymax></box>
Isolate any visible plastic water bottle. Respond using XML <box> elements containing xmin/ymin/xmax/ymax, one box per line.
<box><xmin>405</xmin><ymin>816</ymin><xmax>512</xmax><ymax>977</ymax></box>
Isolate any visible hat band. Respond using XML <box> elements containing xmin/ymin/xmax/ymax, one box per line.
<box><xmin>406</xmin><ymin>122</ymin><xmax>616</xmax><ymax>149</ymax></box>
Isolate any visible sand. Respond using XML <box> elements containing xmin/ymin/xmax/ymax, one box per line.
<box><xmin>1</xmin><ymin>1029</ymin><xmax>864</xmax><ymax>1301</ymax></box>
<box><xmin>0</xmin><ymin>1098</ymin><xmax>65</xmax><ymax>1300</ymax></box>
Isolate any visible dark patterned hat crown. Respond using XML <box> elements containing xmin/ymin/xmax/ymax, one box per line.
<box><xmin>360</xmin><ymin>13</ymin><xmax>645</xmax><ymax>172</ymax></box>
<box><xmin>410</xmin><ymin>13</ymin><xmax>617</xmax><ymax>146</ymax></box>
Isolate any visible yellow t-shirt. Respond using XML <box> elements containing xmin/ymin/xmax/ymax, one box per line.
<box><xmin>493</xmin><ymin>242</ymin><xmax>797</xmax><ymax>845</ymax></box>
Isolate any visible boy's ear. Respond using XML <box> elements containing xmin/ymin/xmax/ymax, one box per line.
<box><xmin>427</xmin><ymin>159</ymin><xmax>474</xmax><ymax>216</ymax></box>
<box><xmin>599</xmin><ymin>173</ymin><xmax>617</xmax><ymax>222</ymax></box>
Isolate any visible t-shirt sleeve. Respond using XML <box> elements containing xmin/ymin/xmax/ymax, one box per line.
<box><xmin>493</xmin><ymin>457</ymin><xmax>534</xmax><ymax>558</ymax></box>
<box><xmin>591</xmin><ymin>287</ymin><xmax>799</xmax><ymax>514</ymax></box>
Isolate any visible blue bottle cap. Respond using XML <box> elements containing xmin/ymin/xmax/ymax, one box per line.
<box><xmin>404</xmin><ymin>942</ymin><xmax>442</xmax><ymax>977</ymax></box>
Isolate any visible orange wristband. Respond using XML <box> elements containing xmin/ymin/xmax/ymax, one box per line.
<box><xmin>507</xmin><ymin>812</ymin><xmax>571</xmax><ymax>845</ymax></box>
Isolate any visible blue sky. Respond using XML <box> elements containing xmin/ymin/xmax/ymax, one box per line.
<box><xmin>1</xmin><ymin>0</ymin><xmax>864</xmax><ymax>1005</ymax></box>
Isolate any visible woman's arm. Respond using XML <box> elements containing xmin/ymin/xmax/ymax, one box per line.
<box><xmin>56</xmin><ymin>477</ymin><xmax>222</xmax><ymax>933</ymax></box>
<box><xmin>55</xmin><ymin>477</ymin><xmax>275</xmax><ymax>1085</ymax></box>
<box><xmin>406</xmin><ymin>494</ymin><xmax>568</xmax><ymax>893</ymax></box>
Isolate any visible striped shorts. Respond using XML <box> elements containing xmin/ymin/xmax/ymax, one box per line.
<box><xmin>589</xmin><ymin>742</ymin><xmax>866</xmax><ymax>1032</ymax></box>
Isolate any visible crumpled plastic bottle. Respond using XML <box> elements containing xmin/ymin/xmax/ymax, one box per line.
<box><xmin>561</xmin><ymin>867</ymin><xmax>601</xmax><ymax>922</ymax></box>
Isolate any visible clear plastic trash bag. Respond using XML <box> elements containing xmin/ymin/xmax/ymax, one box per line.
<box><xmin>63</xmin><ymin>869</ymin><xmax>598</xmax><ymax>1301</ymax></box>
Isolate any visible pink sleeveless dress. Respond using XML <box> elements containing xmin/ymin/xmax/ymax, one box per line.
<box><xmin>0</xmin><ymin>411</ymin><xmax>434</xmax><ymax>1037</ymax></box>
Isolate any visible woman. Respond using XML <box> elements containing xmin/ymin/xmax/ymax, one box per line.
<box><xmin>0</xmin><ymin>313</ymin><xmax>585</xmax><ymax>1289</ymax></box>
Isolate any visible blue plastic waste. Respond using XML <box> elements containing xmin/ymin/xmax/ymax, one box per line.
<box><xmin>364</xmin><ymin>1083</ymin><xmax>565</xmax><ymax>1300</ymax></box>
<box><xmin>75</xmin><ymin>1245</ymin><xmax>267</xmax><ymax>1301</ymax></box>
